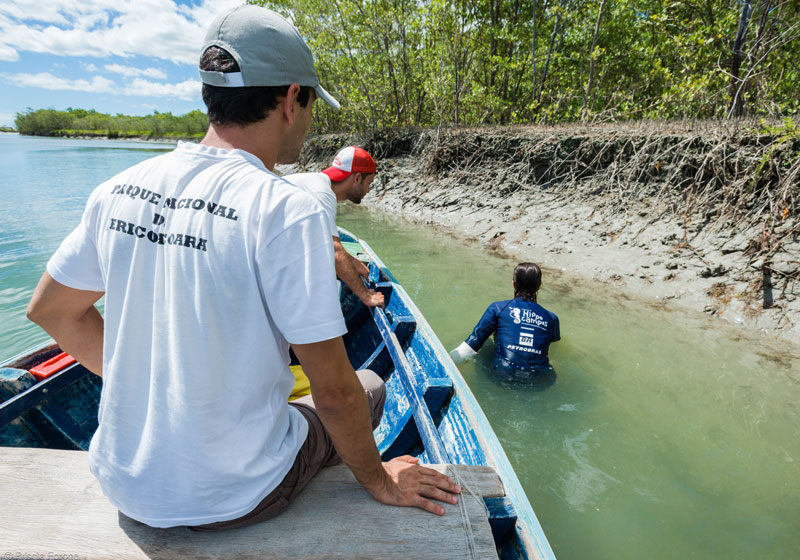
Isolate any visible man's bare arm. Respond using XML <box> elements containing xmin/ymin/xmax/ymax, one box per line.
<box><xmin>26</xmin><ymin>271</ymin><xmax>104</xmax><ymax>376</ymax></box>
<box><xmin>292</xmin><ymin>337</ymin><xmax>460</xmax><ymax>514</ymax></box>
<box><xmin>333</xmin><ymin>237</ymin><xmax>384</xmax><ymax>307</ymax></box>
<box><xmin>350</xmin><ymin>254</ymin><xmax>370</xmax><ymax>278</ymax></box>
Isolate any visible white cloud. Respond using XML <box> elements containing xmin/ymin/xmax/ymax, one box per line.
<box><xmin>0</xmin><ymin>43</ymin><xmax>19</xmax><ymax>61</ymax></box>
<box><xmin>0</xmin><ymin>0</ymin><xmax>243</xmax><ymax>65</ymax></box>
<box><xmin>6</xmin><ymin>72</ymin><xmax>115</xmax><ymax>93</ymax></box>
<box><xmin>105</xmin><ymin>64</ymin><xmax>166</xmax><ymax>80</ymax></box>
<box><xmin>1</xmin><ymin>71</ymin><xmax>200</xmax><ymax>101</ymax></box>
<box><xmin>123</xmin><ymin>78</ymin><xmax>199</xmax><ymax>101</ymax></box>
<box><xmin>81</xmin><ymin>62</ymin><xmax>99</xmax><ymax>72</ymax></box>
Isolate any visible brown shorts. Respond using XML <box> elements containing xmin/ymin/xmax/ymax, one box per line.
<box><xmin>191</xmin><ymin>369</ymin><xmax>385</xmax><ymax>531</ymax></box>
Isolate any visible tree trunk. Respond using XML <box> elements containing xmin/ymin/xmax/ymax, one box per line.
<box><xmin>531</xmin><ymin>0</ymin><xmax>537</xmax><ymax>101</ymax></box>
<box><xmin>490</xmin><ymin>0</ymin><xmax>498</xmax><ymax>89</ymax></box>
<box><xmin>581</xmin><ymin>0</ymin><xmax>607</xmax><ymax>121</ymax></box>
<box><xmin>745</xmin><ymin>0</ymin><xmax>774</xmax><ymax>109</ymax></box>
<box><xmin>454</xmin><ymin>6</ymin><xmax>461</xmax><ymax>125</ymax></box>
<box><xmin>332</xmin><ymin>0</ymin><xmax>378</xmax><ymax>129</ymax></box>
<box><xmin>501</xmin><ymin>0</ymin><xmax>523</xmax><ymax>122</ymax></box>
<box><xmin>538</xmin><ymin>0</ymin><xmax>564</xmax><ymax>102</ymax></box>
<box><xmin>728</xmin><ymin>0</ymin><xmax>753</xmax><ymax>118</ymax></box>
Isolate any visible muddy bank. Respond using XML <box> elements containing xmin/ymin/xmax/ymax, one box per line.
<box><xmin>290</xmin><ymin>123</ymin><xmax>800</xmax><ymax>344</ymax></box>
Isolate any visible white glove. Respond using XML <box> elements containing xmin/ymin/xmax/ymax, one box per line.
<box><xmin>449</xmin><ymin>342</ymin><xmax>477</xmax><ymax>364</ymax></box>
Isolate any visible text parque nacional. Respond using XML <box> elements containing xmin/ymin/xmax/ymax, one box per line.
<box><xmin>106</xmin><ymin>183</ymin><xmax>241</xmax><ymax>253</ymax></box>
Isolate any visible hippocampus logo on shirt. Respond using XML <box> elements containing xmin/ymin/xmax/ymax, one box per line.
<box><xmin>509</xmin><ymin>307</ymin><xmax>548</xmax><ymax>328</ymax></box>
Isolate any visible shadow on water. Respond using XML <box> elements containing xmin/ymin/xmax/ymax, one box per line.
<box><xmin>474</xmin><ymin>352</ymin><xmax>558</xmax><ymax>391</ymax></box>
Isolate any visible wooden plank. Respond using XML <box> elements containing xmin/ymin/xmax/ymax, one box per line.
<box><xmin>0</xmin><ymin>448</ymin><xmax>502</xmax><ymax>560</ymax></box>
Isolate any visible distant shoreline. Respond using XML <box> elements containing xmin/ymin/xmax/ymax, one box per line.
<box><xmin>6</xmin><ymin>131</ymin><xmax>195</xmax><ymax>143</ymax></box>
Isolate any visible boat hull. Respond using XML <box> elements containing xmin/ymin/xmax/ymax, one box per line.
<box><xmin>1</xmin><ymin>228</ymin><xmax>555</xmax><ymax>559</ymax></box>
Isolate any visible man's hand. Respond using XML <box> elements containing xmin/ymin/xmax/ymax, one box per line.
<box><xmin>294</xmin><ymin>338</ymin><xmax>461</xmax><ymax>516</ymax></box>
<box><xmin>368</xmin><ymin>456</ymin><xmax>461</xmax><ymax>515</ymax></box>
<box><xmin>334</xmin><ymin>238</ymin><xmax>384</xmax><ymax>307</ymax></box>
<box><xmin>359</xmin><ymin>289</ymin><xmax>385</xmax><ymax>308</ymax></box>
<box><xmin>352</xmin><ymin>256</ymin><xmax>370</xmax><ymax>278</ymax></box>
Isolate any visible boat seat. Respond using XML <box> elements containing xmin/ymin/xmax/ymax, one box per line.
<box><xmin>1</xmin><ymin>447</ymin><xmax>504</xmax><ymax>560</ymax></box>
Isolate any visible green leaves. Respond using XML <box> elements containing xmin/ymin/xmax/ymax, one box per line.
<box><xmin>14</xmin><ymin>108</ymin><xmax>207</xmax><ymax>139</ymax></box>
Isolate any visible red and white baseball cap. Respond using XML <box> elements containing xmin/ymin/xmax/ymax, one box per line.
<box><xmin>322</xmin><ymin>146</ymin><xmax>376</xmax><ymax>182</ymax></box>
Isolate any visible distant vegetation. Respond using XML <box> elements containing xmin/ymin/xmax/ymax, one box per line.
<box><xmin>14</xmin><ymin>108</ymin><xmax>207</xmax><ymax>139</ymax></box>
<box><xmin>0</xmin><ymin>126</ymin><xmax>15</xmax><ymax>133</ymax></box>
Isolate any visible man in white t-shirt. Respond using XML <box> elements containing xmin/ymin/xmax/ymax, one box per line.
<box><xmin>286</xmin><ymin>146</ymin><xmax>384</xmax><ymax>308</ymax></box>
<box><xmin>26</xmin><ymin>5</ymin><xmax>459</xmax><ymax>530</ymax></box>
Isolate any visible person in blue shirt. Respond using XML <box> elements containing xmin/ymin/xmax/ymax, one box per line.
<box><xmin>449</xmin><ymin>262</ymin><xmax>560</xmax><ymax>376</ymax></box>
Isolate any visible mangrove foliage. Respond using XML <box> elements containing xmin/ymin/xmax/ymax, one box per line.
<box><xmin>14</xmin><ymin>108</ymin><xmax>207</xmax><ymax>139</ymax></box>
<box><xmin>259</xmin><ymin>0</ymin><xmax>800</xmax><ymax>131</ymax></box>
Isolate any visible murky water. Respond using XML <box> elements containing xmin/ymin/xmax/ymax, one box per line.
<box><xmin>338</xmin><ymin>205</ymin><xmax>800</xmax><ymax>560</ymax></box>
<box><xmin>2</xmin><ymin>134</ymin><xmax>799</xmax><ymax>559</ymax></box>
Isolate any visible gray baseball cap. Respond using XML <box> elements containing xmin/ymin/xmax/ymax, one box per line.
<box><xmin>198</xmin><ymin>5</ymin><xmax>340</xmax><ymax>109</ymax></box>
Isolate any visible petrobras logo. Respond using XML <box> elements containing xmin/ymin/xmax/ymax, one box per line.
<box><xmin>519</xmin><ymin>332</ymin><xmax>534</xmax><ymax>347</ymax></box>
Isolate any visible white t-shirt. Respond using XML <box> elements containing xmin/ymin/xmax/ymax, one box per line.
<box><xmin>284</xmin><ymin>172</ymin><xmax>338</xmax><ymax>237</ymax></box>
<box><xmin>47</xmin><ymin>142</ymin><xmax>346</xmax><ymax>528</ymax></box>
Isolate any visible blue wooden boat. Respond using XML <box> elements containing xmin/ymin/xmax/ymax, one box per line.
<box><xmin>0</xmin><ymin>228</ymin><xmax>556</xmax><ymax>560</ymax></box>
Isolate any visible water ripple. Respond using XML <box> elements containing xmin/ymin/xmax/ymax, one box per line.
<box><xmin>561</xmin><ymin>429</ymin><xmax>621</xmax><ymax>511</ymax></box>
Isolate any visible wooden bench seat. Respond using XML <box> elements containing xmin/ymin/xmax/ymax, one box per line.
<box><xmin>0</xmin><ymin>448</ymin><xmax>504</xmax><ymax>559</ymax></box>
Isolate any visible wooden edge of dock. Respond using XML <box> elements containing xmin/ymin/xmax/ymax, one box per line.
<box><xmin>0</xmin><ymin>447</ymin><xmax>506</xmax><ymax>559</ymax></box>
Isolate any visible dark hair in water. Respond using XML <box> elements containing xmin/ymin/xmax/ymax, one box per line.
<box><xmin>200</xmin><ymin>46</ymin><xmax>312</xmax><ymax>126</ymax></box>
<box><xmin>513</xmin><ymin>262</ymin><xmax>542</xmax><ymax>302</ymax></box>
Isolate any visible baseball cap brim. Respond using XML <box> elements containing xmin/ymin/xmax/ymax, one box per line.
<box><xmin>322</xmin><ymin>167</ymin><xmax>351</xmax><ymax>182</ymax></box>
<box><xmin>315</xmin><ymin>85</ymin><xmax>340</xmax><ymax>110</ymax></box>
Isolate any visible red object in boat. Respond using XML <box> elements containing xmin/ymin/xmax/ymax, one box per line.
<box><xmin>29</xmin><ymin>352</ymin><xmax>77</xmax><ymax>381</ymax></box>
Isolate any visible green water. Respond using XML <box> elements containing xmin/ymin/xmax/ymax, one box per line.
<box><xmin>337</xmin><ymin>205</ymin><xmax>800</xmax><ymax>560</ymax></box>
<box><xmin>2</xmin><ymin>134</ymin><xmax>799</xmax><ymax>559</ymax></box>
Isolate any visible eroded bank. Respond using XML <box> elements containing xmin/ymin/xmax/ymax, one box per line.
<box><xmin>291</xmin><ymin>122</ymin><xmax>800</xmax><ymax>344</ymax></box>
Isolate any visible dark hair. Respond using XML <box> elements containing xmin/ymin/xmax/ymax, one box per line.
<box><xmin>513</xmin><ymin>262</ymin><xmax>542</xmax><ymax>302</ymax></box>
<box><xmin>200</xmin><ymin>47</ymin><xmax>312</xmax><ymax>126</ymax></box>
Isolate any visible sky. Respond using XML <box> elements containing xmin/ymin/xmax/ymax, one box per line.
<box><xmin>0</xmin><ymin>0</ymin><xmax>245</xmax><ymax>127</ymax></box>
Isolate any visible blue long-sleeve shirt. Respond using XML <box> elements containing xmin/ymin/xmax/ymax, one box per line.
<box><xmin>465</xmin><ymin>298</ymin><xmax>560</xmax><ymax>372</ymax></box>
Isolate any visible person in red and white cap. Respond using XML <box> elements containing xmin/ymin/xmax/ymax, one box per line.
<box><xmin>286</xmin><ymin>146</ymin><xmax>384</xmax><ymax>308</ymax></box>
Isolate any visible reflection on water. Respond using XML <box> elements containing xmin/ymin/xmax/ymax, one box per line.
<box><xmin>1</xmin><ymin>135</ymin><xmax>799</xmax><ymax>560</ymax></box>
<box><xmin>0</xmin><ymin>134</ymin><xmax>173</xmax><ymax>358</ymax></box>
